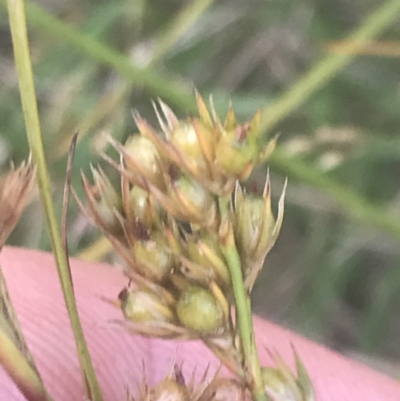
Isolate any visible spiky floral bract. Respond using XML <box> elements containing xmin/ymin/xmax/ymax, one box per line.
<box><xmin>127</xmin><ymin>363</ymin><xmax>246</xmax><ymax>401</ymax></box>
<box><xmin>261</xmin><ymin>349</ymin><xmax>316</xmax><ymax>401</ymax></box>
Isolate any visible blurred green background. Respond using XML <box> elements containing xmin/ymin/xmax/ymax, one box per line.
<box><xmin>1</xmin><ymin>0</ymin><xmax>400</xmax><ymax>378</ymax></box>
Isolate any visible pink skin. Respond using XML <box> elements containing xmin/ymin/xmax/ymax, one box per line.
<box><xmin>0</xmin><ymin>247</ymin><xmax>399</xmax><ymax>400</ymax></box>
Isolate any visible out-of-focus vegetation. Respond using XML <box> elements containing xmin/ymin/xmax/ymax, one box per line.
<box><xmin>1</xmin><ymin>0</ymin><xmax>400</xmax><ymax>377</ymax></box>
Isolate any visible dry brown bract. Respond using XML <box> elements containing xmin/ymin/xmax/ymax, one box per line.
<box><xmin>0</xmin><ymin>160</ymin><xmax>36</xmax><ymax>249</ymax></box>
<box><xmin>127</xmin><ymin>363</ymin><xmax>246</xmax><ymax>401</ymax></box>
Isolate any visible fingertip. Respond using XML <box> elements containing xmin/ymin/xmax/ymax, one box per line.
<box><xmin>1</xmin><ymin>247</ymin><xmax>400</xmax><ymax>401</ymax></box>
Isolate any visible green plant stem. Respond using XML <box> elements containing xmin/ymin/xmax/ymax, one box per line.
<box><xmin>151</xmin><ymin>0</ymin><xmax>214</xmax><ymax>64</ymax></box>
<box><xmin>219</xmin><ymin>199</ymin><xmax>268</xmax><ymax>401</ymax></box>
<box><xmin>0</xmin><ymin>0</ymin><xmax>196</xmax><ymax>112</ymax></box>
<box><xmin>6</xmin><ymin>1</ymin><xmax>103</xmax><ymax>400</ymax></box>
<box><xmin>260</xmin><ymin>0</ymin><xmax>400</xmax><ymax>136</ymax></box>
<box><xmin>270</xmin><ymin>149</ymin><xmax>400</xmax><ymax>243</ymax></box>
<box><xmin>224</xmin><ymin>247</ymin><xmax>268</xmax><ymax>401</ymax></box>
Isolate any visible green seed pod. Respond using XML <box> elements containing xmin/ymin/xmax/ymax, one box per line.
<box><xmin>120</xmin><ymin>288</ymin><xmax>175</xmax><ymax>324</ymax></box>
<box><xmin>186</xmin><ymin>234</ymin><xmax>230</xmax><ymax>287</ymax></box>
<box><xmin>176</xmin><ymin>286</ymin><xmax>224</xmax><ymax>335</ymax></box>
<box><xmin>235</xmin><ymin>195</ymin><xmax>275</xmax><ymax>262</ymax></box>
<box><xmin>261</xmin><ymin>367</ymin><xmax>303</xmax><ymax>401</ymax></box>
<box><xmin>215</xmin><ymin>126</ymin><xmax>258</xmax><ymax>178</ymax></box>
<box><xmin>129</xmin><ymin>185</ymin><xmax>163</xmax><ymax>228</ymax></box>
<box><xmin>171</xmin><ymin>121</ymin><xmax>208</xmax><ymax>165</ymax></box>
<box><xmin>124</xmin><ymin>135</ymin><xmax>165</xmax><ymax>189</ymax></box>
<box><xmin>234</xmin><ymin>179</ymin><xmax>286</xmax><ymax>292</ymax></box>
<box><xmin>168</xmin><ymin>172</ymin><xmax>215</xmax><ymax>223</ymax></box>
<box><xmin>133</xmin><ymin>231</ymin><xmax>175</xmax><ymax>282</ymax></box>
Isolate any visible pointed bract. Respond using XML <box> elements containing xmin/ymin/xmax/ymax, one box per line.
<box><xmin>261</xmin><ymin>350</ymin><xmax>316</xmax><ymax>401</ymax></box>
<box><xmin>233</xmin><ymin>177</ymin><xmax>287</xmax><ymax>291</ymax></box>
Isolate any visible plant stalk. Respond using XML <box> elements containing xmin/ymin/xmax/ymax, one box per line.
<box><xmin>6</xmin><ymin>1</ymin><xmax>103</xmax><ymax>400</ymax></box>
<box><xmin>219</xmin><ymin>198</ymin><xmax>268</xmax><ymax>401</ymax></box>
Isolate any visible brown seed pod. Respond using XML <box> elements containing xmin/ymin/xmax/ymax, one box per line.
<box><xmin>0</xmin><ymin>160</ymin><xmax>36</xmax><ymax>249</ymax></box>
<box><xmin>197</xmin><ymin>377</ymin><xmax>245</xmax><ymax>401</ymax></box>
<box><xmin>149</xmin><ymin>378</ymin><xmax>190</xmax><ymax>401</ymax></box>
<box><xmin>80</xmin><ymin>166</ymin><xmax>124</xmax><ymax>236</ymax></box>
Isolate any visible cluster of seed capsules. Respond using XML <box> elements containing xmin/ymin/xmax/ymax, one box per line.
<box><xmin>125</xmin><ymin>353</ymin><xmax>314</xmax><ymax>401</ymax></box>
<box><xmin>79</xmin><ymin>93</ymin><xmax>314</xmax><ymax>400</ymax></box>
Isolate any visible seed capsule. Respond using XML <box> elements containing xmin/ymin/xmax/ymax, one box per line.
<box><xmin>197</xmin><ymin>378</ymin><xmax>245</xmax><ymax>401</ymax></box>
<box><xmin>176</xmin><ymin>286</ymin><xmax>224</xmax><ymax>335</ymax></box>
<box><xmin>234</xmin><ymin>195</ymin><xmax>275</xmax><ymax>262</ymax></box>
<box><xmin>95</xmin><ymin>200</ymin><xmax>123</xmax><ymax>235</ymax></box>
<box><xmin>129</xmin><ymin>185</ymin><xmax>163</xmax><ymax>228</ymax></box>
<box><xmin>260</xmin><ymin>350</ymin><xmax>316</xmax><ymax>401</ymax></box>
<box><xmin>171</xmin><ymin>121</ymin><xmax>208</xmax><ymax>168</ymax></box>
<box><xmin>149</xmin><ymin>378</ymin><xmax>190</xmax><ymax>401</ymax></box>
<box><xmin>185</xmin><ymin>234</ymin><xmax>230</xmax><ymax>287</ymax></box>
<box><xmin>124</xmin><ymin>135</ymin><xmax>165</xmax><ymax>189</ymax></box>
<box><xmin>215</xmin><ymin>126</ymin><xmax>258</xmax><ymax>179</ymax></box>
<box><xmin>168</xmin><ymin>173</ymin><xmax>214</xmax><ymax>217</ymax></box>
<box><xmin>261</xmin><ymin>367</ymin><xmax>303</xmax><ymax>401</ymax></box>
<box><xmin>120</xmin><ymin>288</ymin><xmax>175</xmax><ymax>324</ymax></box>
<box><xmin>132</xmin><ymin>231</ymin><xmax>175</xmax><ymax>282</ymax></box>
<box><xmin>234</xmin><ymin>178</ymin><xmax>287</xmax><ymax>290</ymax></box>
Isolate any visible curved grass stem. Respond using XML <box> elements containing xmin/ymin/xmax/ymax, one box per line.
<box><xmin>6</xmin><ymin>1</ymin><xmax>103</xmax><ymax>400</ymax></box>
<box><xmin>260</xmin><ymin>0</ymin><xmax>400</xmax><ymax>136</ymax></box>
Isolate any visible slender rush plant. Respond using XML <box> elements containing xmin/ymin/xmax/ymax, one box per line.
<box><xmin>77</xmin><ymin>94</ymin><xmax>315</xmax><ymax>401</ymax></box>
<box><xmin>3</xmin><ymin>0</ymin><xmax>316</xmax><ymax>400</ymax></box>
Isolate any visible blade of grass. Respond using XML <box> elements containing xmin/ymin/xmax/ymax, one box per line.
<box><xmin>270</xmin><ymin>149</ymin><xmax>400</xmax><ymax>242</ymax></box>
<box><xmin>0</xmin><ymin>0</ymin><xmax>196</xmax><ymax>112</ymax></box>
<box><xmin>327</xmin><ymin>40</ymin><xmax>400</xmax><ymax>57</ymax></box>
<box><xmin>6</xmin><ymin>1</ymin><xmax>103</xmax><ymax>400</ymax></box>
<box><xmin>151</xmin><ymin>0</ymin><xmax>215</xmax><ymax>64</ymax></box>
<box><xmin>259</xmin><ymin>0</ymin><xmax>400</xmax><ymax>136</ymax></box>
